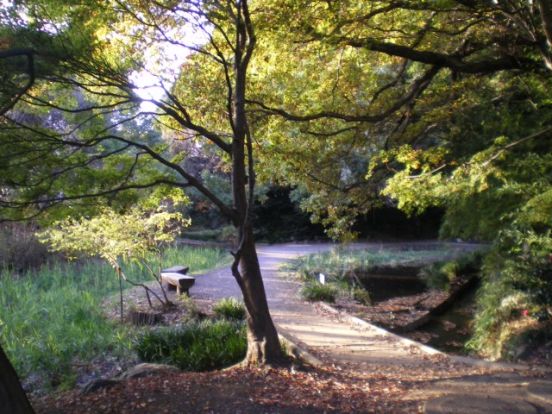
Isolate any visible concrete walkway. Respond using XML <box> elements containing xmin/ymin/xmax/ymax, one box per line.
<box><xmin>192</xmin><ymin>242</ymin><xmax>552</xmax><ymax>413</ymax></box>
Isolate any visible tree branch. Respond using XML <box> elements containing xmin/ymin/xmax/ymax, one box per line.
<box><xmin>247</xmin><ymin>65</ymin><xmax>440</xmax><ymax>123</ymax></box>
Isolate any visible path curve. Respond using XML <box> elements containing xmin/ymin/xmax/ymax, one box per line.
<box><xmin>194</xmin><ymin>241</ymin><xmax>469</xmax><ymax>367</ymax></box>
<box><xmin>192</xmin><ymin>241</ymin><xmax>552</xmax><ymax>413</ymax></box>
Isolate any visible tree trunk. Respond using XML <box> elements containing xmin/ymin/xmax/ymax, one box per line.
<box><xmin>238</xmin><ymin>228</ymin><xmax>285</xmax><ymax>366</ymax></box>
<box><xmin>0</xmin><ymin>344</ymin><xmax>34</xmax><ymax>414</ymax></box>
<box><xmin>228</xmin><ymin>0</ymin><xmax>283</xmax><ymax>366</ymax></box>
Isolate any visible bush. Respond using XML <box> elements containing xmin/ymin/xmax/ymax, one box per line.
<box><xmin>467</xmin><ymin>228</ymin><xmax>552</xmax><ymax>359</ymax></box>
<box><xmin>213</xmin><ymin>297</ymin><xmax>246</xmax><ymax>320</ymax></box>
<box><xmin>301</xmin><ymin>281</ymin><xmax>338</xmax><ymax>303</ymax></box>
<box><xmin>135</xmin><ymin>320</ymin><xmax>247</xmax><ymax>371</ymax></box>
<box><xmin>218</xmin><ymin>225</ymin><xmax>238</xmax><ymax>244</ymax></box>
<box><xmin>352</xmin><ymin>287</ymin><xmax>372</xmax><ymax>305</ymax></box>
<box><xmin>419</xmin><ymin>252</ymin><xmax>483</xmax><ymax>291</ymax></box>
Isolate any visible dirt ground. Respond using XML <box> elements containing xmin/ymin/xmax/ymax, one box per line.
<box><xmin>32</xmin><ymin>286</ymin><xmax>550</xmax><ymax>414</ymax></box>
<box><xmin>34</xmin><ymin>355</ymin><xmax>533</xmax><ymax>414</ymax></box>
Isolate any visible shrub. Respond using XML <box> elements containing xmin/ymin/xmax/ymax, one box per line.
<box><xmin>301</xmin><ymin>281</ymin><xmax>338</xmax><ymax>303</ymax></box>
<box><xmin>135</xmin><ymin>320</ymin><xmax>247</xmax><ymax>371</ymax></box>
<box><xmin>419</xmin><ymin>252</ymin><xmax>483</xmax><ymax>291</ymax></box>
<box><xmin>218</xmin><ymin>225</ymin><xmax>238</xmax><ymax>244</ymax></box>
<box><xmin>351</xmin><ymin>287</ymin><xmax>372</xmax><ymax>305</ymax></box>
<box><xmin>178</xmin><ymin>295</ymin><xmax>202</xmax><ymax>321</ymax></box>
<box><xmin>213</xmin><ymin>297</ymin><xmax>246</xmax><ymax>320</ymax></box>
<box><xmin>467</xmin><ymin>227</ymin><xmax>552</xmax><ymax>359</ymax></box>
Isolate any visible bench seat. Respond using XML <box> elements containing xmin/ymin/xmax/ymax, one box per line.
<box><xmin>161</xmin><ymin>272</ymin><xmax>195</xmax><ymax>296</ymax></box>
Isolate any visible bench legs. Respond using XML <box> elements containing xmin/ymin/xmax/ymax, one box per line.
<box><xmin>176</xmin><ymin>285</ymin><xmax>190</xmax><ymax>296</ymax></box>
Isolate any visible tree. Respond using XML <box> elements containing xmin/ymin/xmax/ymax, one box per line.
<box><xmin>245</xmin><ymin>0</ymin><xmax>552</xmax><ymax>237</ymax></box>
<box><xmin>0</xmin><ymin>45</ymin><xmax>36</xmax><ymax>414</ymax></box>
<box><xmin>245</xmin><ymin>1</ymin><xmax>552</xmax><ymax>357</ymax></box>
<box><xmin>39</xmin><ymin>203</ymin><xmax>189</xmax><ymax>320</ymax></box>
<box><xmin>0</xmin><ymin>0</ymin><xmax>284</xmax><ymax>366</ymax></box>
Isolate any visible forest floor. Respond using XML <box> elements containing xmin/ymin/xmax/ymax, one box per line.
<box><xmin>33</xmin><ymin>242</ymin><xmax>552</xmax><ymax>413</ymax></box>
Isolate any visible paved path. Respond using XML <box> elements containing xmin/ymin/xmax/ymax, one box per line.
<box><xmin>192</xmin><ymin>242</ymin><xmax>552</xmax><ymax>413</ymax></box>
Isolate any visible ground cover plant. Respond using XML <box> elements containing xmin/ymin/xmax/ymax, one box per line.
<box><xmin>213</xmin><ymin>297</ymin><xmax>247</xmax><ymax>321</ymax></box>
<box><xmin>418</xmin><ymin>252</ymin><xmax>484</xmax><ymax>291</ymax></box>
<box><xmin>0</xmin><ymin>245</ymin><xmax>229</xmax><ymax>391</ymax></box>
<box><xmin>135</xmin><ymin>319</ymin><xmax>247</xmax><ymax>371</ymax></box>
<box><xmin>300</xmin><ymin>281</ymin><xmax>339</xmax><ymax>303</ymax></box>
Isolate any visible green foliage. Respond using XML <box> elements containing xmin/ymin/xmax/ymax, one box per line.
<box><xmin>288</xmin><ymin>244</ymin><xmax>476</xmax><ymax>283</ymax></box>
<box><xmin>0</xmin><ymin>246</ymin><xmax>229</xmax><ymax>389</ymax></box>
<box><xmin>0</xmin><ymin>261</ymin><xmax>135</xmax><ymax>389</ymax></box>
<box><xmin>39</xmin><ymin>204</ymin><xmax>189</xmax><ymax>264</ymax></box>
<box><xmin>467</xmin><ymin>226</ymin><xmax>552</xmax><ymax>359</ymax></box>
<box><xmin>3</xmin><ymin>0</ymin><xmax>552</xmax><ymax>363</ymax></box>
<box><xmin>0</xmin><ymin>224</ymin><xmax>49</xmax><ymax>271</ymax></box>
<box><xmin>213</xmin><ymin>298</ymin><xmax>246</xmax><ymax>321</ymax></box>
<box><xmin>219</xmin><ymin>225</ymin><xmax>239</xmax><ymax>245</ymax></box>
<box><xmin>351</xmin><ymin>287</ymin><xmax>372</xmax><ymax>305</ymax></box>
<box><xmin>184</xmin><ymin>228</ymin><xmax>223</xmax><ymax>242</ymax></box>
<box><xmin>39</xmin><ymin>204</ymin><xmax>191</xmax><ymax>311</ymax></box>
<box><xmin>292</xmin><ymin>245</ymin><xmax>480</xmax><ymax>305</ymax></box>
<box><xmin>178</xmin><ymin>295</ymin><xmax>201</xmax><ymax>321</ymax></box>
<box><xmin>162</xmin><ymin>245</ymin><xmax>231</xmax><ymax>275</ymax></box>
<box><xmin>135</xmin><ymin>320</ymin><xmax>247</xmax><ymax>371</ymax></box>
<box><xmin>384</xmin><ymin>123</ymin><xmax>552</xmax><ymax>357</ymax></box>
<box><xmin>300</xmin><ymin>281</ymin><xmax>338</xmax><ymax>303</ymax></box>
<box><xmin>419</xmin><ymin>252</ymin><xmax>483</xmax><ymax>291</ymax></box>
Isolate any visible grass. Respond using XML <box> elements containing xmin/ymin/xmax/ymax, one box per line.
<box><xmin>161</xmin><ymin>245</ymin><xmax>231</xmax><ymax>275</ymax></box>
<box><xmin>418</xmin><ymin>252</ymin><xmax>483</xmax><ymax>291</ymax></box>
<box><xmin>182</xmin><ymin>228</ymin><xmax>222</xmax><ymax>242</ymax></box>
<box><xmin>0</xmin><ymin>245</ymin><xmax>230</xmax><ymax>389</ymax></box>
<box><xmin>288</xmin><ymin>243</ymin><xmax>482</xmax><ymax>303</ymax></box>
<box><xmin>300</xmin><ymin>281</ymin><xmax>338</xmax><ymax>303</ymax></box>
<box><xmin>213</xmin><ymin>297</ymin><xmax>246</xmax><ymax>321</ymax></box>
<box><xmin>135</xmin><ymin>319</ymin><xmax>247</xmax><ymax>371</ymax></box>
<box><xmin>287</xmin><ymin>243</ymin><xmax>480</xmax><ymax>282</ymax></box>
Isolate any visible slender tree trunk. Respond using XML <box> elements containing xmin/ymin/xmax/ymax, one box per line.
<box><xmin>238</xmin><ymin>227</ymin><xmax>284</xmax><ymax>365</ymax></box>
<box><xmin>0</xmin><ymin>344</ymin><xmax>34</xmax><ymax>414</ymax></box>
<box><xmin>229</xmin><ymin>0</ymin><xmax>284</xmax><ymax>366</ymax></box>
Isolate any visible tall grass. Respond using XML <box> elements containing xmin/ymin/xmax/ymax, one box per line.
<box><xmin>135</xmin><ymin>320</ymin><xmax>246</xmax><ymax>371</ymax></box>
<box><xmin>287</xmin><ymin>244</ymin><xmax>480</xmax><ymax>282</ymax></box>
<box><xmin>288</xmin><ymin>244</ymin><xmax>482</xmax><ymax>303</ymax></box>
<box><xmin>213</xmin><ymin>297</ymin><xmax>246</xmax><ymax>321</ymax></box>
<box><xmin>162</xmin><ymin>245</ymin><xmax>230</xmax><ymax>274</ymax></box>
<box><xmin>0</xmin><ymin>246</ymin><xmax>230</xmax><ymax>389</ymax></box>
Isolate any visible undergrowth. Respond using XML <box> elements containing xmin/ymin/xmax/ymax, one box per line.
<box><xmin>213</xmin><ymin>297</ymin><xmax>246</xmax><ymax>321</ymax></box>
<box><xmin>0</xmin><ymin>246</ymin><xmax>229</xmax><ymax>390</ymax></box>
<box><xmin>135</xmin><ymin>320</ymin><xmax>246</xmax><ymax>371</ymax></box>
<box><xmin>418</xmin><ymin>252</ymin><xmax>483</xmax><ymax>291</ymax></box>
<box><xmin>289</xmin><ymin>244</ymin><xmax>480</xmax><ymax>304</ymax></box>
<box><xmin>301</xmin><ymin>281</ymin><xmax>338</xmax><ymax>303</ymax></box>
<box><xmin>467</xmin><ymin>228</ymin><xmax>552</xmax><ymax>359</ymax></box>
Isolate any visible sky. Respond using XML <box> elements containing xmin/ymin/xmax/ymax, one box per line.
<box><xmin>0</xmin><ymin>0</ymin><xmax>209</xmax><ymax>112</ymax></box>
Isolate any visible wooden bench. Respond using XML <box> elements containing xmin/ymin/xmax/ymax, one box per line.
<box><xmin>161</xmin><ymin>266</ymin><xmax>194</xmax><ymax>296</ymax></box>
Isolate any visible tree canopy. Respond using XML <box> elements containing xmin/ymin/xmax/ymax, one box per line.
<box><xmin>0</xmin><ymin>0</ymin><xmax>551</xmax><ymax>386</ymax></box>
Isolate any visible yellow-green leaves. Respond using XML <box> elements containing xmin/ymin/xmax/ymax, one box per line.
<box><xmin>38</xmin><ymin>205</ymin><xmax>190</xmax><ymax>264</ymax></box>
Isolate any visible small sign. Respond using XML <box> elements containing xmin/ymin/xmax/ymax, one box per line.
<box><xmin>319</xmin><ymin>273</ymin><xmax>326</xmax><ymax>284</ymax></box>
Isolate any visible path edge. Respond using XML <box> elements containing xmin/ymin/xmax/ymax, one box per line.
<box><xmin>277</xmin><ymin>329</ymin><xmax>324</xmax><ymax>368</ymax></box>
<box><xmin>318</xmin><ymin>302</ymin><xmax>552</xmax><ymax>373</ymax></box>
<box><xmin>317</xmin><ymin>302</ymin><xmax>443</xmax><ymax>355</ymax></box>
